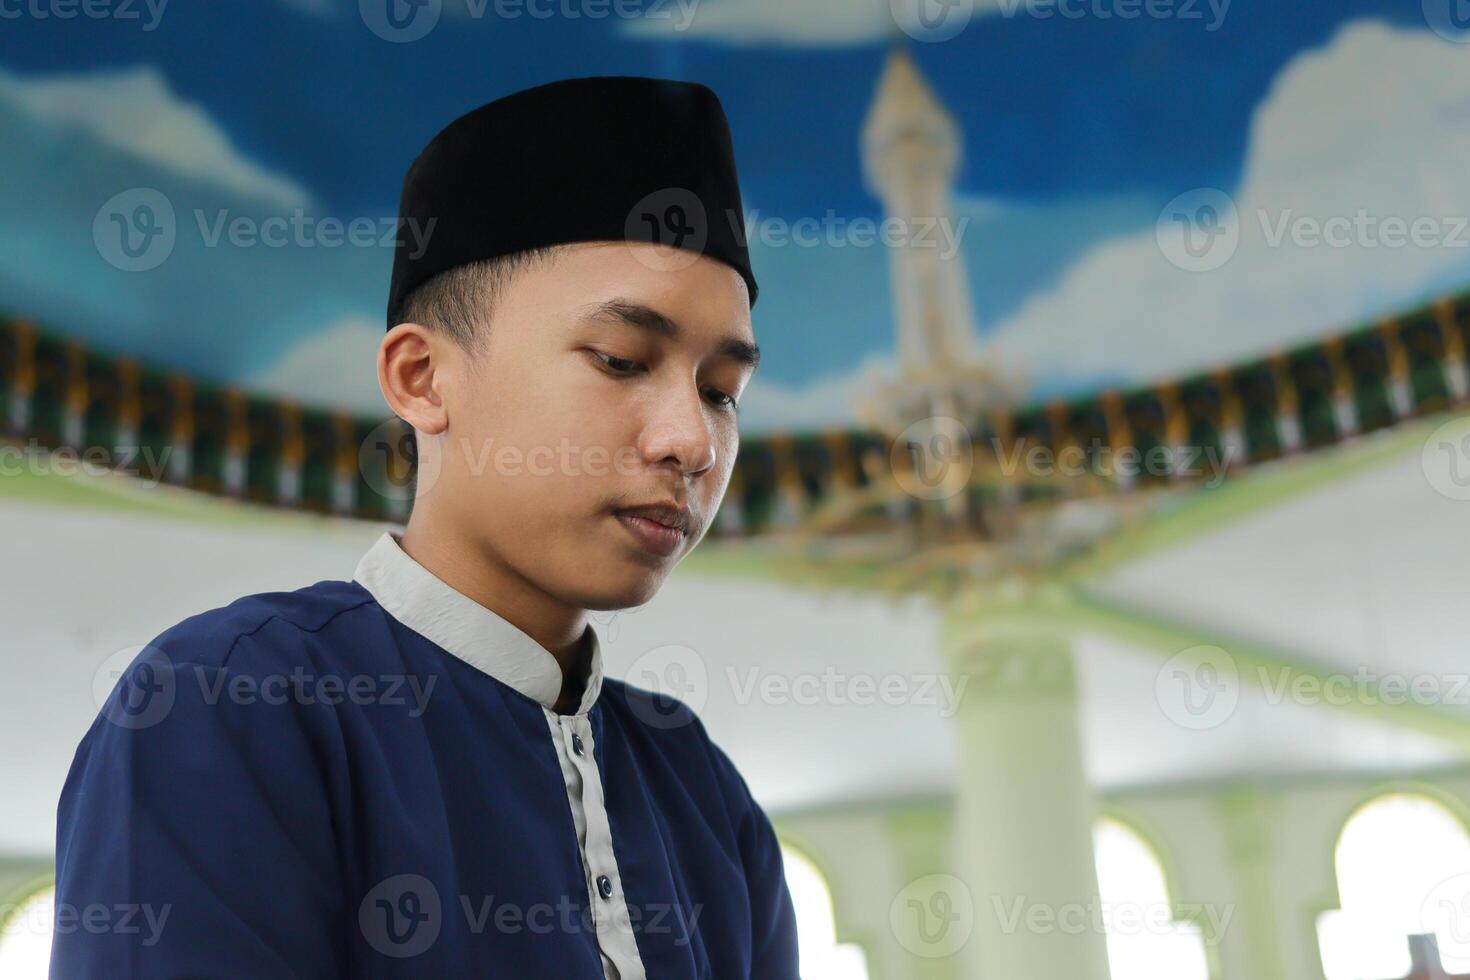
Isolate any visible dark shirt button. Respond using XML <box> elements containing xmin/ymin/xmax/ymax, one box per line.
<box><xmin>572</xmin><ymin>733</ymin><xmax>585</xmax><ymax>757</ymax></box>
<box><xmin>597</xmin><ymin>875</ymin><xmax>613</xmax><ymax>900</ymax></box>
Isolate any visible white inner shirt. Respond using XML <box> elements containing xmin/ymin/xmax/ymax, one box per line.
<box><xmin>353</xmin><ymin>529</ymin><xmax>648</xmax><ymax>979</ymax></box>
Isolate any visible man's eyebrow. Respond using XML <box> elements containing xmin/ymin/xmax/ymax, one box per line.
<box><xmin>577</xmin><ymin>298</ymin><xmax>761</xmax><ymax>370</ymax></box>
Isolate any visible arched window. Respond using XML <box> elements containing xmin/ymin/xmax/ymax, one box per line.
<box><xmin>1318</xmin><ymin>792</ymin><xmax>1470</xmax><ymax>979</ymax></box>
<box><xmin>0</xmin><ymin>881</ymin><xmax>54</xmax><ymax>978</ymax></box>
<box><xmin>1093</xmin><ymin>817</ymin><xmax>1210</xmax><ymax>980</ymax></box>
<box><xmin>780</xmin><ymin>843</ymin><xmax>870</xmax><ymax>980</ymax></box>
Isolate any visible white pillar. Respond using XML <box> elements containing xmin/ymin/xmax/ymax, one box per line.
<box><xmin>942</xmin><ymin>602</ymin><xmax>1113</xmax><ymax>980</ymax></box>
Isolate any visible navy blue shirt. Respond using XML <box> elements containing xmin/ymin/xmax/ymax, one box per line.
<box><xmin>53</xmin><ymin>531</ymin><xmax>799</xmax><ymax>978</ymax></box>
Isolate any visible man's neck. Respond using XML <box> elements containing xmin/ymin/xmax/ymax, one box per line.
<box><xmin>397</xmin><ymin>516</ymin><xmax>591</xmax><ymax>698</ymax></box>
<box><xmin>552</xmin><ymin>633</ymin><xmax>593</xmax><ymax>715</ymax></box>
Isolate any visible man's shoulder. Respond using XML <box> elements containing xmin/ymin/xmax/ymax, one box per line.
<box><xmin>147</xmin><ymin>577</ymin><xmax>379</xmax><ymax>672</ymax></box>
<box><xmin>74</xmin><ymin>579</ymin><xmax>384</xmax><ymax>774</ymax></box>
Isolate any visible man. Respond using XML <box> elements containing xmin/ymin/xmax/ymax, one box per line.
<box><xmin>52</xmin><ymin>76</ymin><xmax>800</xmax><ymax>978</ymax></box>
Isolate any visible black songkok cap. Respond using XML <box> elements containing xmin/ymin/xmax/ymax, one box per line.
<box><xmin>386</xmin><ymin>75</ymin><xmax>758</xmax><ymax>330</ymax></box>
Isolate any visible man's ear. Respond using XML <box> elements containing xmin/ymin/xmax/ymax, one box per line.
<box><xmin>378</xmin><ymin>322</ymin><xmax>449</xmax><ymax>436</ymax></box>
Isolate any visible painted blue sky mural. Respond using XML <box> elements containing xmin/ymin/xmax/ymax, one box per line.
<box><xmin>1</xmin><ymin>0</ymin><xmax>1465</xmax><ymax>431</ymax></box>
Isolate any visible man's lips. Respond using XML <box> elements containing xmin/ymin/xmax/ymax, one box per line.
<box><xmin>612</xmin><ymin>503</ymin><xmax>691</xmax><ymax>557</ymax></box>
<box><xmin>614</xmin><ymin>503</ymin><xmax>691</xmax><ymax>533</ymax></box>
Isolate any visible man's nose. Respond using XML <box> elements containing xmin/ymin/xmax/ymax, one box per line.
<box><xmin>637</xmin><ymin>383</ymin><xmax>717</xmax><ymax>477</ymax></box>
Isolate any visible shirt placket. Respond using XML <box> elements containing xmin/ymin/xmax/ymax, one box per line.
<box><xmin>547</xmin><ymin>709</ymin><xmax>646</xmax><ymax>980</ymax></box>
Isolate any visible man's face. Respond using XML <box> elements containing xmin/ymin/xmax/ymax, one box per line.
<box><xmin>428</xmin><ymin>241</ymin><xmax>758</xmax><ymax>610</ymax></box>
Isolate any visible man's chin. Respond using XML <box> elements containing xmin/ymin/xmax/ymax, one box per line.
<box><xmin>575</xmin><ymin>562</ymin><xmax>673</xmax><ymax>611</ymax></box>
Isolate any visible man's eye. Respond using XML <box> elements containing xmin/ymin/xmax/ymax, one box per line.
<box><xmin>591</xmin><ymin>351</ymin><xmax>644</xmax><ymax>374</ymax></box>
<box><xmin>588</xmin><ymin>351</ymin><xmax>736</xmax><ymax>410</ymax></box>
<box><xmin>705</xmin><ymin>388</ymin><xmax>739</xmax><ymax>412</ymax></box>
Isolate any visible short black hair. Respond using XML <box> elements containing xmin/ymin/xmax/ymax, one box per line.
<box><xmin>395</xmin><ymin>245</ymin><xmax>564</xmax><ymax>353</ymax></box>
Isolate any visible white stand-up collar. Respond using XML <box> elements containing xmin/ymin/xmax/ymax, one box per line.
<box><xmin>353</xmin><ymin>530</ymin><xmax>604</xmax><ymax>715</ymax></box>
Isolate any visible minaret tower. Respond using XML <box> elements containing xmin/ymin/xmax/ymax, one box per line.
<box><xmin>862</xmin><ymin>44</ymin><xmax>979</xmax><ymax>376</ymax></box>
<box><xmin>858</xmin><ymin>45</ymin><xmax>1012</xmax><ymax>516</ymax></box>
